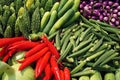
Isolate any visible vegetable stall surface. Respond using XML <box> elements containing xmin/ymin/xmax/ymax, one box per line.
<box><xmin>79</xmin><ymin>0</ymin><xmax>120</xmax><ymax>28</ymax></box>
<box><xmin>0</xmin><ymin>36</ymin><xmax>71</xmax><ymax>80</ymax></box>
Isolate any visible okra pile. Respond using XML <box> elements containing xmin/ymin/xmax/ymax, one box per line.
<box><xmin>0</xmin><ymin>0</ymin><xmax>120</xmax><ymax>80</ymax></box>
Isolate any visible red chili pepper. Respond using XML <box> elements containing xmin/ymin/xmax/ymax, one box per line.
<box><xmin>19</xmin><ymin>47</ymin><xmax>49</xmax><ymax>70</ymax></box>
<box><xmin>0</xmin><ymin>36</ymin><xmax>25</xmax><ymax>47</ymax></box>
<box><xmin>35</xmin><ymin>51</ymin><xmax>51</xmax><ymax>78</ymax></box>
<box><xmin>2</xmin><ymin>49</ymin><xmax>16</xmax><ymax>62</ymax></box>
<box><xmin>25</xmin><ymin>43</ymin><xmax>47</xmax><ymax>57</ymax></box>
<box><xmin>42</xmin><ymin>35</ymin><xmax>60</xmax><ymax>59</ymax></box>
<box><xmin>64</xmin><ymin>67</ymin><xmax>71</xmax><ymax>80</ymax></box>
<box><xmin>8</xmin><ymin>41</ymin><xmax>39</xmax><ymax>51</ymax></box>
<box><xmin>0</xmin><ymin>46</ymin><xmax>8</xmax><ymax>57</ymax></box>
<box><xmin>42</xmin><ymin>63</ymin><xmax>52</xmax><ymax>80</ymax></box>
<box><xmin>50</xmin><ymin>56</ymin><xmax>61</xmax><ymax>80</ymax></box>
<box><xmin>60</xmin><ymin>70</ymin><xmax>65</xmax><ymax>80</ymax></box>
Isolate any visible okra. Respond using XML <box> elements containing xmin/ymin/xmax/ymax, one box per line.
<box><xmin>57</xmin><ymin>43</ymin><xmax>73</xmax><ymax>63</ymax></box>
<box><xmin>60</xmin><ymin>33</ymin><xmax>71</xmax><ymax>54</ymax></box>
<box><xmin>71</xmin><ymin>60</ymin><xmax>87</xmax><ymax>74</ymax></box>
<box><xmin>93</xmin><ymin>49</ymin><xmax>115</xmax><ymax>67</ymax></box>
<box><xmin>71</xmin><ymin>69</ymin><xmax>96</xmax><ymax>77</ymax></box>
<box><xmin>89</xmin><ymin>37</ymin><xmax>104</xmax><ymax>52</ymax></box>
<box><xmin>100</xmin><ymin>52</ymin><xmax>119</xmax><ymax>66</ymax></box>
<box><xmin>80</xmin><ymin>27</ymin><xmax>92</xmax><ymax>41</ymax></box>
<box><xmin>85</xmin><ymin>49</ymin><xmax>105</xmax><ymax>62</ymax></box>
<box><xmin>89</xmin><ymin>19</ymin><xmax>112</xmax><ymax>28</ymax></box>
<box><xmin>48</xmin><ymin>31</ymin><xmax>58</xmax><ymax>40</ymax></box>
<box><xmin>68</xmin><ymin>43</ymin><xmax>93</xmax><ymax>58</ymax></box>
<box><xmin>70</xmin><ymin>37</ymin><xmax>76</xmax><ymax>49</ymax></box>
<box><xmin>55</xmin><ymin>31</ymin><xmax>61</xmax><ymax>50</ymax></box>
<box><xmin>73</xmin><ymin>38</ymin><xmax>92</xmax><ymax>52</ymax></box>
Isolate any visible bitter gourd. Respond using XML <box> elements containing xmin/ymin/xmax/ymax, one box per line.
<box><xmin>31</xmin><ymin>7</ymin><xmax>40</xmax><ymax>33</ymax></box>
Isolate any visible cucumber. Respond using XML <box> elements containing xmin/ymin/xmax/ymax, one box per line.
<box><xmin>58</xmin><ymin>0</ymin><xmax>68</xmax><ymax>11</ymax></box>
<box><xmin>115</xmin><ymin>69</ymin><xmax>120</xmax><ymax>80</ymax></box>
<box><xmin>58</xmin><ymin>0</ymin><xmax>74</xmax><ymax>18</ymax></box>
<box><xmin>72</xmin><ymin>0</ymin><xmax>81</xmax><ymax>12</ymax></box>
<box><xmin>43</xmin><ymin>10</ymin><xmax>57</xmax><ymax>34</ymax></box>
<box><xmin>79</xmin><ymin>76</ymin><xmax>90</xmax><ymax>80</ymax></box>
<box><xmin>104</xmin><ymin>73</ymin><xmax>115</xmax><ymax>80</ymax></box>
<box><xmin>44</xmin><ymin>0</ymin><xmax>53</xmax><ymax>11</ymax></box>
<box><xmin>50</xmin><ymin>2</ymin><xmax>59</xmax><ymax>12</ymax></box>
<box><xmin>40</xmin><ymin>11</ymin><xmax>51</xmax><ymax>31</ymax></box>
<box><xmin>90</xmin><ymin>72</ymin><xmax>102</xmax><ymax>80</ymax></box>
<box><xmin>64</xmin><ymin>11</ymin><xmax>80</xmax><ymax>27</ymax></box>
<box><xmin>31</xmin><ymin>7</ymin><xmax>40</xmax><ymax>33</ymax></box>
<box><xmin>49</xmin><ymin>9</ymin><xmax>75</xmax><ymax>35</ymax></box>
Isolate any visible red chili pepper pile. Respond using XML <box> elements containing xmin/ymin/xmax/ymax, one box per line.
<box><xmin>0</xmin><ymin>36</ymin><xmax>71</xmax><ymax>80</ymax></box>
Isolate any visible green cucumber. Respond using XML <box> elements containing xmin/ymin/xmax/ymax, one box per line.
<box><xmin>64</xmin><ymin>11</ymin><xmax>80</xmax><ymax>27</ymax></box>
<box><xmin>72</xmin><ymin>0</ymin><xmax>81</xmax><ymax>12</ymax></box>
<box><xmin>58</xmin><ymin>0</ymin><xmax>74</xmax><ymax>18</ymax></box>
<box><xmin>43</xmin><ymin>10</ymin><xmax>57</xmax><ymax>34</ymax></box>
<box><xmin>44</xmin><ymin>0</ymin><xmax>53</xmax><ymax>11</ymax></box>
<box><xmin>49</xmin><ymin>9</ymin><xmax>74</xmax><ymax>35</ymax></box>
<box><xmin>40</xmin><ymin>11</ymin><xmax>51</xmax><ymax>31</ymax></box>
<box><xmin>58</xmin><ymin>0</ymin><xmax>68</xmax><ymax>11</ymax></box>
<box><xmin>50</xmin><ymin>2</ymin><xmax>59</xmax><ymax>12</ymax></box>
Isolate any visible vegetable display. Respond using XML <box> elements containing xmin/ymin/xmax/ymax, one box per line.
<box><xmin>0</xmin><ymin>0</ymin><xmax>120</xmax><ymax>80</ymax></box>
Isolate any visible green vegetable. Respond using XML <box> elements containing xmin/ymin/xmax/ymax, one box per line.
<box><xmin>7</xmin><ymin>13</ymin><xmax>16</xmax><ymax>28</ymax></box>
<box><xmin>17</xmin><ymin>7</ymin><xmax>25</xmax><ymax>16</ymax></box>
<box><xmin>79</xmin><ymin>76</ymin><xmax>90</xmax><ymax>80</ymax></box>
<box><xmin>90</xmin><ymin>72</ymin><xmax>102</xmax><ymax>80</ymax></box>
<box><xmin>15</xmin><ymin>0</ymin><xmax>23</xmax><ymax>13</ymax></box>
<box><xmin>58</xmin><ymin>0</ymin><xmax>68</xmax><ymax>11</ymax></box>
<box><xmin>104</xmin><ymin>73</ymin><xmax>115</xmax><ymax>80</ymax></box>
<box><xmin>58</xmin><ymin>0</ymin><xmax>74</xmax><ymax>18</ymax></box>
<box><xmin>40</xmin><ymin>11</ymin><xmax>50</xmax><ymax>31</ymax></box>
<box><xmin>115</xmin><ymin>68</ymin><xmax>120</xmax><ymax>80</ymax></box>
<box><xmin>43</xmin><ymin>10</ymin><xmax>57</xmax><ymax>34</ymax></box>
<box><xmin>71</xmin><ymin>70</ymin><xmax>96</xmax><ymax>77</ymax></box>
<box><xmin>49</xmin><ymin>9</ymin><xmax>74</xmax><ymax>35</ymax></box>
<box><xmin>50</xmin><ymin>2</ymin><xmax>59</xmax><ymax>12</ymax></box>
<box><xmin>44</xmin><ymin>0</ymin><xmax>53</xmax><ymax>11</ymax></box>
<box><xmin>31</xmin><ymin>7</ymin><xmax>40</xmax><ymax>33</ymax></box>
<box><xmin>4</xmin><ymin>26</ymin><xmax>13</xmax><ymax>38</ymax></box>
<box><xmin>72</xmin><ymin>0</ymin><xmax>81</xmax><ymax>12</ymax></box>
<box><xmin>19</xmin><ymin>8</ymin><xmax>31</xmax><ymax>38</ymax></box>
